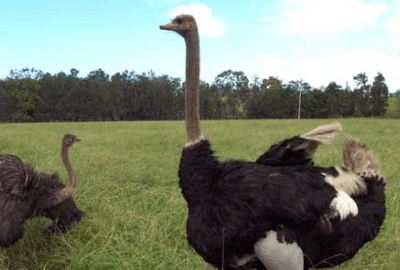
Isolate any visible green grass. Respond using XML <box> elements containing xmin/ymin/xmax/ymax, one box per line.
<box><xmin>0</xmin><ymin>119</ymin><xmax>399</xmax><ymax>269</ymax></box>
<box><xmin>386</xmin><ymin>97</ymin><xmax>400</xmax><ymax>118</ymax></box>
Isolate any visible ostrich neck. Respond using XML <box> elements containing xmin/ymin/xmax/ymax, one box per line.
<box><xmin>61</xmin><ymin>146</ymin><xmax>77</xmax><ymax>190</ymax></box>
<box><xmin>185</xmin><ymin>30</ymin><xmax>202</xmax><ymax>144</ymax></box>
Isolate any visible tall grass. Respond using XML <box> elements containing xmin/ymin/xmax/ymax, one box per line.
<box><xmin>0</xmin><ymin>119</ymin><xmax>398</xmax><ymax>269</ymax></box>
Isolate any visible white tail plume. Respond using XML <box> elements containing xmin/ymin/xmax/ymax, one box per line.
<box><xmin>343</xmin><ymin>137</ymin><xmax>382</xmax><ymax>177</ymax></box>
<box><xmin>300</xmin><ymin>122</ymin><xmax>343</xmax><ymax>144</ymax></box>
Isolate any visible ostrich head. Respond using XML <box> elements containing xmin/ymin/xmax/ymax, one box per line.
<box><xmin>62</xmin><ymin>134</ymin><xmax>81</xmax><ymax>148</ymax></box>
<box><xmin>42</xmin><ymin>187</ymin><xmax>83</xmax><ymax>235</ymax></box>
<box><xmin>160</xmin><ymin>14</ymin><xmax>198</xmax><ymax>38</ymax></box>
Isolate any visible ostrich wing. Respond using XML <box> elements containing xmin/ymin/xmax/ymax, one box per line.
<box><xmin>256</xmin><ymin>122</ymin><xmax>342</xmax><ymax>167</ymax></box>
<box><xmin>256</xmin><ymin>136</ymin><xmax>319</xmax><ymax>167</ymax></box>
<box><xmin>215</xmin><ymin>161</ymin><xmax>336</xmax><ymax>227</ymax></box>
<box><xmin>0</xmin><ymin>154</ymin><xmax>34</xmax><ymax>199</ymax></box>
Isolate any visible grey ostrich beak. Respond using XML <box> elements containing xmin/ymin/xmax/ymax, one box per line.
<box><xmin>160</xmin><ymin>23</ymin><xmax>177</xmax><ymax>31</ymax></box>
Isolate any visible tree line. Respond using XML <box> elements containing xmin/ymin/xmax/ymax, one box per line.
<box><xmin>0</xmin><ymin>67</ymin><xmax>394</xmax><ymax>122</ymax></box>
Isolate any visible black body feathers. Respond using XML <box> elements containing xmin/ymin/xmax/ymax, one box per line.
<box><xmin>179</xmin><ymin>140</ymin><xmax>340</xmax><ymax>269</ymax></box>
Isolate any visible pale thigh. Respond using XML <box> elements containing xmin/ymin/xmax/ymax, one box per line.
<box><xmin>254</xmin><ymin>230</ymin><xmax>304</xmax><ymax>270</ymax></box>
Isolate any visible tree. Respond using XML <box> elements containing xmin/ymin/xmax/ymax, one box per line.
<box><xmin>246</xmin><ymin>77</ymin><xmax>297</xmax><ymax>119</ymax></box>
<box><xmin>325</xmin><ymin>82</ymin><xmax>342</xmax><ymax>118</ymax></box>
<box><xmin>301</xmin><ymin>89</ymin><xmax>329</xmax><ymax>118</ymax></box>
<box><xmin>0</xmin><ymin>79</ymin><xmax>14</xmax><ymax>121</ymax></box>
<box><xmin>69</xmin><ymin>68</ymin><xmax>80</xmax><ymax>78</ymax></box>
<box><xmin>8</xmin><ymin>78</ymin><xmax>42</xmax><ymax>122</ymax></box>
<box><xmin>37</xmin><ymin>71</ymin><xmax>67</xmax><ymax>121</ymax></box>
<box><xmin>324</xmin><ymin>81</ymin><xmax>355</xmax><ymax>118</ymax></box>
<box><xmin>9</xmin><ymin>67</ymin><xmax>42</xmax><ymax>80</ymax></box>
<box><xmin>341</xmin><ymin>82</ymin><xmax>355</xmax><ymax>117</ymax></box>
<box><xmin>353</xmin><ymin>73</ymin><xmax>371</xmax><ymax>117</ymax></box>
<box><xmin>370</xmin><ymin>72</ymin><xmax>389</xmax><ymax>116</ymax></box>
<box><xmin>214</xmin><ymin>70</ymin><xmax>250</xmax><ymax>118</ymax></box>
<box><xmin>199</xmin><ymin>80</ymin><xmax>223</xmax><ymax>119</ymax></box>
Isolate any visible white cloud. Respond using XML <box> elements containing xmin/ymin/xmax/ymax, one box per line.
<box><xmin>384</xmin><ymin>0</ymin><xmax>400</xmax><ymax>51</ymax></box>
<box><xmin>256</xmin><ymin>0</ymin><xmax>399</xmax><ymax>90</ymax></box>
<box><xmin>386</xmin><ymin>15</ymin><xmax>400</xmax><ymax>36</ymax></box>
<box><xmin>168</xmin><ymin>3</ymin><xmax>226</xmax><ymax>38</ymax></box>
<box><xmin>262</xmin><ymin>55</ymin><xmax>284</xmax><ymax>68</ymax></box>
<box><xmin>284</xmin><ymin>0</ymin><xmax>303</xmax><ymax>6</ymax></box>
<box><xmin>385</xmin><ymin>0</ymin><xmax>400</xmax><ymax>34</ymax></box>
<box><xmin>147</xmin><ymin>0</ymin><xmax>184</xmax><ymax>6</ymax></box>
<box><xmin>259</xmin><ymin>48</ymin><xmax>399</xmax><ymax>91</ymax></box>
<box><xmin>266</xmin><ymin>0</ymin><xmax>387</xmax><ymax>41</ymax></box>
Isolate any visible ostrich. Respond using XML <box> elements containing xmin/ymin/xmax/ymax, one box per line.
<box><xmin>0</xmin><ymin>134</ymin><xmax>82</xmax><ymax>248</ymax></box>
<box><xmin>160</xmin><ymin>15</ymin><xmax>385</xmax><ymax>270</ymax></box>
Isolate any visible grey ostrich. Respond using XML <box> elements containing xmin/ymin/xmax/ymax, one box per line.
<box><xmin>0</xmin><ymin>134</ymin><xmax>82</xmax><ymax>248</ymax></box>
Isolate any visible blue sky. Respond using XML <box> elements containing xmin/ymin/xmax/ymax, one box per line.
<box><xmin>1</xmin><ymin>0</ymin><xmax>399</xmax><ymax>92</ymax></box>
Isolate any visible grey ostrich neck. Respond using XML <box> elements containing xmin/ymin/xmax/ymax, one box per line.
<box><xmin>61</xmin><ymin>145</ymin><xmax>77</xmax><ymax>191</ymax></box>
<box><xmin>184</xmin><ymin>28</ymin><xmax>202</xmax><ymax>146</ymax></box>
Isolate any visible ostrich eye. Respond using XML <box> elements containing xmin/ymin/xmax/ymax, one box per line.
<box><xmin>175</xmin><ymin>18</ymin><xmax>183</xmax><ymax>24</ymax></box>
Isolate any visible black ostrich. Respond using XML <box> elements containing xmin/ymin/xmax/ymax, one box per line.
<box><xmin>160</xmin><ymin>15</ymin><xmax>385</xmax><ymax>270</ymax></box>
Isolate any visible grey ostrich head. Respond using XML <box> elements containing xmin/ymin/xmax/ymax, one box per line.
<box><xmin>62</xmin><ymin>134</ymin><xmax>81</xmax><ymax>148</ymax></box>
<box><xmin>160</xmin><ymin>14</ymin><xmax>198</xmax><ymax>38</ymax></box>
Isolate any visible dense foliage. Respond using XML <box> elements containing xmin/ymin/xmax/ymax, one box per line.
<box><xmin>0</xmin><ymin>68</ymin><xmax>395</xmax><ymax>122</ymax></box>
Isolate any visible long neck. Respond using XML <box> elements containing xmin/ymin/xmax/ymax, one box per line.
<box><xmin>62</xmin><ymin>145</ymin><xmax>77</xmax><ymax>190</ymax></box>
<box><xmin>185</xmin><ymin>29</ymin><xmax>202</xmax><ymax>144</ymax></box>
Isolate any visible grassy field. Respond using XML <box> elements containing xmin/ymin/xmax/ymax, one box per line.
<box><xmin>386</xmin><ymin>97</ymin><xmax>400</xmax><ymax>118</ymax></box>
<box><xmin>0</xmin><ymin>119</ymin><xmax>399</xmax><ymax>270</ymax></box>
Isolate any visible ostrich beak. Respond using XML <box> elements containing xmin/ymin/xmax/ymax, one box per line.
<box><xmin>160</xmin><ymin>22</ymin><xmax>178</xmax><ymax>31</ymax></box>
<box><xmin>75</xmin><ymin>138</ymin><xmax>81</xmax><ymax>142</ymax></box>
